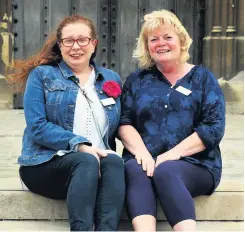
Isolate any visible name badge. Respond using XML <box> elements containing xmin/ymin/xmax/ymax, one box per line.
<box><xmin>101</xmin><ymin>97</ymin><xmax>116</xmax><ymax>106</ymax></box>
<box><xmin>175</xmin><ymin>86</ymin><xmax>192</xmax><ymax>96</ymax></box>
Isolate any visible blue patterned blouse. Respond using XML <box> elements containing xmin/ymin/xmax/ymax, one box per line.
<box><xmin>120</xmin><ymin>65</ymin><xmax>225</xmax><ymax>191</ymax></box>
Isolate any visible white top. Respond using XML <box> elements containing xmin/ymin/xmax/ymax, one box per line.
<box><xmin>57</xmin><ymin>67</ymin><xmax>108</xmax><ymax>156</ymax></box>
<box><xmin>73</xmin><ymin>67</ymin><xmax>108</xmax><ymax>148</ymax></box>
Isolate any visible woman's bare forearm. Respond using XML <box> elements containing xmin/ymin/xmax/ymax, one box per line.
<box><xmin>118</xmin><ymin>125</ymin><xmax>150</xmax><ymax>156</ymax></box>
<box><xmin>171</xmin><ymin>132</ymin><xmax>206</xmax><ymax>157</ymax></box>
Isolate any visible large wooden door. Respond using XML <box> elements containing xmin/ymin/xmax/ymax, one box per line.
<box><xmin>12</xmin><ymin>0</ymin><xmax>205</xmax><ymax>108</ymax></box>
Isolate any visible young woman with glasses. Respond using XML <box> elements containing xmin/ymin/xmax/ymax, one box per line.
<box><xmin>6</xmin><ymin>15</ymin><xmax>125</xmax><ymax>231</ymax></box>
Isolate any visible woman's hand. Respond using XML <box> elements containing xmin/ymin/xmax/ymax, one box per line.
<box><xmin>136</xmin><ymin>153</ymin><xmax>155</xmax><ymax>177</ymax></box>
<box><xmin>105</xmin><ymin>149</ymin><xmax>119</xmax><ymax>155</ymax></box>
<box><xmin>78</xmin><ymin>144</ymin><xmax>108</xmax><ymax>163</ymax></box>
<box><xmin>155</xmin><ymin>151</ymin><xmax>181</xmax><ymax>168</ymax></box>
<box><xmin>155</xmin><ymin>132</ymin><xmax>206</xmax><ymax>168</ymax></box>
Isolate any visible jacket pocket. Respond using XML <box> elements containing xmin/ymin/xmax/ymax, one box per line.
<box><xmin>44</xmin><ymin>79</ymin><xmax>67</xmax><ymax>105</ymax></box>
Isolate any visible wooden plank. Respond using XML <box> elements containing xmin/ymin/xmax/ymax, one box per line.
<box><xmin>48</xmin><ymin>0</ymin><xmax>71</xmax><ymax>31</ymax></box>
<box><xmin>22</xmin><ymin>0</ymin><xmax>43</xmax><ymax>57</ymax></box>
<box><xmin>13</xmin><ymin>0</ymin><xmax>24</xmax><ymax>59</ymax></box>
<box><xmin>176</xmin><ymin>0</ymin><xmax>195</xmax><ymax>64</ymax></box>
<box><xmin>95</xmin><ymin>0</ymin><xmax>109</xmax><ymax>67</ymax></box>
<box><xmin>76</xmin><ymin>0</ymin><xmax>99</xmax><ymax>29</ymax></box>
<box><xmin>117</xmin><ymin>0</ymin><xmax>139</xmax><ymax>81</ymax></box>
<box><xmin>148</xmin><ymin>0</ymin><xmax>175</xmax><ymax>12</ymax></box>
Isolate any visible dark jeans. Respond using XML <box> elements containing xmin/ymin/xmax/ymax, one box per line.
<box><xmin>20</xmin><ymin>152</ymin><xmax>125</xmax><ymax>231</ymax></box>
<box><xmin>125</xmin><ymin>159</ymin><xmax>214</xmax><ymax>227</ymax></box>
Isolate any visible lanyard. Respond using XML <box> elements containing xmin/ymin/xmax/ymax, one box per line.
<box><xmin>71</xmin><ymin>76</ymin><xmax>106</xmax><ymax>148</ymax></box>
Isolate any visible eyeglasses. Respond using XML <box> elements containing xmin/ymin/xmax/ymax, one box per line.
<box><xmin>60</xmin><ymin>37</ymin><xmax>93</xmax><ymax>47</ymax></box>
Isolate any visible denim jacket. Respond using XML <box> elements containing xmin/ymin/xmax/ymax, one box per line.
<box><xmin>18</xmin><ymin>60</ymin><xmax>121</xmax><ymax>166</ymax></box>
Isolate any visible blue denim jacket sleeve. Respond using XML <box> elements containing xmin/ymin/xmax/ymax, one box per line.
<box><xmin>194</xmin><ymin>70</ymin><xmax>226</xmax><ymax>150</ymax></box>
<box><xmin>24</xmin><ymin>67</ymin><xmax>91</xmax><ymax>151</ymax></box>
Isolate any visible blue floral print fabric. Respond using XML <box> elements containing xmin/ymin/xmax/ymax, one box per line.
<box><xmin>120</xmin><ymin>65</ymin><xmax>225</xmax><ymax>191</ymax></box>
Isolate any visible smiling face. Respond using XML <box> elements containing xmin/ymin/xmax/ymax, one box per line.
<box><xmin>59</xmin><ymin>22</ymin><xmax>97</xmax><ymax>70</ymax></box>
<box><xmin>147</xmin><ymin>23</ymin><xmax>181</xmax><ymax>66</ymax></box>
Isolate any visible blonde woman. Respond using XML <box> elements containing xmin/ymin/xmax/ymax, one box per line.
<box><xmin>119</xmin><ymin>9</ymin><xmax>225</xmax><ymax>231</ymax></box>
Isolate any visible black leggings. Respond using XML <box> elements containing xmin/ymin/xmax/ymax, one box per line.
<box><xmin>125</xmin><ymin>159</ymin><xmax>214</xmax><ymax>227</ymax></box>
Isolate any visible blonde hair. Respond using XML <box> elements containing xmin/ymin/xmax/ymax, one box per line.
<box><xmin>133</xmin><ymin>9</ymin><xmax>193</xmax><ymax>69</ymax></box>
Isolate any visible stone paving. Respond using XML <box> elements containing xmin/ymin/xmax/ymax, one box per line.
<box><xmin>0</xmin><ymin>110</ymin><xmax>243</xmax><ymax>231</ymax></box>
<box><xmin>0</xmin><ymin>110</ymin><xmax>243</xmax><ymax>183</ymax></box>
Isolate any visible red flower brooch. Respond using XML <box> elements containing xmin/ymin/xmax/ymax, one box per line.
<box><xmin>102</xmin><ymin>81</ymin><xmax>122</xmax><ymax>98</ymax></box>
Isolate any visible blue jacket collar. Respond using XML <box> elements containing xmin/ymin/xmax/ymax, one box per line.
<box><xmin>58</xmin><ymin>59</ymin><xmax>104</xmax><ymax>81</ymax></box>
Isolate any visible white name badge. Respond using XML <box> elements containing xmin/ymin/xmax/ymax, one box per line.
<box><xmin>101</xmin><ymin>97</ymin><xmax>116</xmax><ymax>106</ymax></box>
<box><xmin>175</xmin><ymin>86</ymin><xmax>192</xmax><ymax>96</ymax></box>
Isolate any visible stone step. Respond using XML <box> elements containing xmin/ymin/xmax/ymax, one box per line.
<box><xmin>0</xmin><ymin>177</ymin><xmax>243</xmax><ymax>192</ymax></box>
<box><xmin>0</xmin><ymin>77</ymin><xmax>244</xmax><ymax>113</ymax></box>
<box><xmin>0</xmin><ymin>112</ymin><xmax>243</xmax><ymax>183</ymax></box>
<box><xmin>0</xmin><ymin>190</ymin><xmax>243</xmax><ymax>221</ymax></box>
<box><xmin>0</xmin><ymin>111</ymin><xmax>243</xmax><ymax>139</ymax></box>
<box><xmin>218</xmin><ymin>77</ymin><xmax>244</xmax><ymax>114</ymax></box>
<box><xmin>120</xmin><ymin>220</ymin><xmax>244</xmax><ymax>231</ymax></box>
<box><xmin>0</xmin><ymin>76</ymin><xmax>13</xmax><ymax>110</ymax></box>
<box><xmin>0</xmin><ymin>137</ymin><xmax>243</xmax><ymax>180</ymax></box>
<box><xmin>0</xmin><ymin>220</ymin><xmax>243</xmax><ymax>231</ymax></box>
<box><xmin>0</xmin><ymin>111</ymin><xmax>243</xmax><ymax>225</ymax></box>
<box><xmin>1</xmin><ymin>136</ymin><xmax>243</xmax><ymax>158</ymax></box>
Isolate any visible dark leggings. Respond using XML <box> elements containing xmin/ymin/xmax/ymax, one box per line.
<box><xmin>20</xmin><ymin>152</ymin><xmax>125</xmax><ymax>231</ymax></box>
<box><xmin>125</xmin><ymin>159</ymin><xmax>214</xmax><ymax>227</ymax></box>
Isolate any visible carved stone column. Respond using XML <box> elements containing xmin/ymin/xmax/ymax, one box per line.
<box><xmin>203</xmin><ymin>0</ymin><xmax>223</xmax><ymax>78</ymax></box>
<box><xmin>223</xmin><ymin>0</ymin><xmax>237</xmax><ymax>80</ymax></box>
<box><xmin>0</xmin><ymin>0</ymin><xmax>12</xmax><ymax>75</ymax></box>
<box><xmin>203</xmin><ymin>0</ymin><xmax>243</xmax><ymax>80</ymax></box>
<box><xmin>211</xmin><ymin>0</ymin><xmax>223</xmax><ymax>78</ymax></box>
<box><xmin>226</xmin><ymin>0</ymin><xmax>236</xmax><ymax>33</ymax></box>
<box><xmin>220</xmin><ymin>0</ymin><xmax>228</xmax><ymax>77</ymax></box>
<box><xmin>203</xmin><ymin>0</ymin><xmax>213</xmax><ymax>69</ymax></box>
<box><xmin>212</xmin><ymin>0</ymin><xmax>222</xmax><ymax>33</ymax></box>
<box><xmin>235</xmin><ymin>0</ymin><xmax>244</xmax><ymax>73</ymax></box>
<box><xmin>0</xmin><ymin>0</ymin><xmax>13</xmax><ymax>109</ymax></box>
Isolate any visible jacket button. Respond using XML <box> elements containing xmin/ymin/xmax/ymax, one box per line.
<box><xmin>100</xmin><ymin>90</ymin><xmax>103</xmax><ymax>94</ymax></box>
<box><xmin>108</xmin><ymin>106</ymin><xmax>112</xmax><ymax>110</ymax></box>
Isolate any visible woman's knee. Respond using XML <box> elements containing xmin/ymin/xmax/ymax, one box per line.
<box><xmin>125</xmin><ymin>159</ymin><xmax>144</xmax><ymax>174</ymax></box>
<box><xmin>69</xmin><ymin>152</ymin><xmax>99</xmax><ymax>171</ymax></box>
<box><xmin>153</xmin><ymin>161</ymin><xmax>178</xmax><ymax>183</ymax></box>
<box><xmin>100</xmin><ymin>154</ymin><xmax>124</xmax><ymax>169</ymax></box>
<box><xmin>124</xmin><ymin>159</ymin><xmax>148</xmax><ymax>183</ymax></box>
<box><xmin>68</xmin><ymin>153</ymin><xmax>100</xmax><ymax>185</ymax></box>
